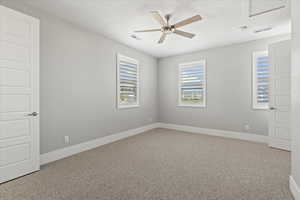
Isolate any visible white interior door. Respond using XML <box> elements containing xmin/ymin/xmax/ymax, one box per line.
<box><xmin>0</xmin><ymin>5</ymin><xmax>40</xmax><ymax>183</ymax></box>
<box><xmin>268</xmin><ymin>40</ymin><xmax>291</xmax><ymax>151</ymax></box>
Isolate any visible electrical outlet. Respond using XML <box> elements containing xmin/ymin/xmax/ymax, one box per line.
<box><xmin>64</xmin><ymin>136</ymin><xmax>70</xmax><ymax>144</ymax></box>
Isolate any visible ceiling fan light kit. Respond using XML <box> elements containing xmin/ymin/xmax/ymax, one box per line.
<box><xmin>134</xmin><ymin>11</ymin><xmax>202</xmax><ymax>44</ymax></box>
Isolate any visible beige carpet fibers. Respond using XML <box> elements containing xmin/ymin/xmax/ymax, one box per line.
<box><xmin>0</xmin><ymin>128</ymin><xmax>293</xmax><ymax>200</ymax></box>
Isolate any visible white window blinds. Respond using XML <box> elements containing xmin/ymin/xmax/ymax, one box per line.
<box><xmin>117</xmin><ymin>54</ymin><xmax>139</xmax><ymax>108</ymax></box>
<box><xmin>253</xmin><ymin>51</ymin><xmax>269</xmax><ymax>109</ymax></box>
<box><xmin>178</xmin><ymin>61</ymin><xmax>206</xmax><ymax>107</ymax></box>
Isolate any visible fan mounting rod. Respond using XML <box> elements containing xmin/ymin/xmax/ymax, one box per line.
<box><xmin>162</xmin><ymin>14</ymin><xmax>175</xmax><ymax>34</ymax></box>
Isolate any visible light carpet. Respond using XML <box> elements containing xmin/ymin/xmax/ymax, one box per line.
<box><xmin>0</xmin><ymin>128</ymin><xmax>293</xmax><ymax>200</ymax></box>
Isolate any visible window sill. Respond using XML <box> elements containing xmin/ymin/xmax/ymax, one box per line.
<box><xmin>177</xmin><ymin>104</ymin><xmax>206</xmax><ymax>108</ymax></box>
<box><xmin>118</xmin><ymin>104</ymin><xmax>140</xmax><ymax>109</ymax></box>
<box><xmin>252</xmin><ymin>107</ymin><xmax>269</xmax><ymax>111</ymax></box>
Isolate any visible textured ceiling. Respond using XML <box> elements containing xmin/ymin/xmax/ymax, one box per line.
<box><xmin>17</xmin><ymin>0</ymin><xmax>291</xmax><ymax>57</ymax></box>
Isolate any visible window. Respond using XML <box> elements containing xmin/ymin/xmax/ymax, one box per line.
<box><xmin>117</xmin><ymin>54</ymin><xmax>139</xmax><ymax>108</ymax></box>
<box><xmin>178</xmin><ymin>60</ymin><xmax>206</xmax><ymax>107</ymax></box>
<box><xmin>252</xmin><ymin>51</ymin><xmax>269</xmax><ymax>109</ymax></box>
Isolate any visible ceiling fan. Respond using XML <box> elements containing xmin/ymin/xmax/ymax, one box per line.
<box><xmin>134</xmin><ymin>11</ymin><xmax>202</xmax><ymax>44</ymax></box>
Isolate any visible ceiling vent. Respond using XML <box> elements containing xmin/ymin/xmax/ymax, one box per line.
<box><xmin>130</xmin><ymin>34</ymin><xmax>141</xmax><ymax>40</ymax></box>
<box><xmin>239</xmin><ymin>25</ymin><xmax>249</xmax><ymax>31</ymax></box>
<box><xmin>253</xmin><ymin>27</ymin><xmax>273</xmax><ymax>33</ymax></box>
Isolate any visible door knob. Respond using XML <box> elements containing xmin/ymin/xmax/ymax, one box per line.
<box><xmin>27</xmin><ymin>112</ymin><xmax>38</xmax><ymax>116</ymax></box>
<box><xmin>269</xmin><ymin>107</ymin><xmax>276</xmax><ymax>110</ymax></box>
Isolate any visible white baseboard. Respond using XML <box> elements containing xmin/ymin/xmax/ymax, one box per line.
<box><xmin>41</xmin><ymin>122</ymin><xmax>269</xmax><ymax>165</ymax></box>
<box><xmin>159</xmin><ymin>123</ymin><xmax>269</xmax><ymax>144</ymax></box>
<box><xmin>269</xmin><ymin>137</ymin><xmax>291</xmax><ymax>151</ymax></box>
<box><xmin>40</xmin><ymin>123</ymin><xmax>160</xmax><ymax>165</ymax></box>
<box><xmin>290</xmin><ymin>176</ymin><xmax>300</xmax><ymax>200</ymax></box>
<box><xmin>40</xmin><ymin>122</ymin><xmax>296</xmax><ymax>198</ymax></box>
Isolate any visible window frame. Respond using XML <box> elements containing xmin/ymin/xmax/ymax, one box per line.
<box><xmin>252</xmin><ymin>51</ymin><xmax>269</xmax><ymax>110</ymax></box>
<box><xmin>117</xmin><ymin>53</ymin><xmax>140</xmax><ymax>109</ymax></box>
<box><xmin>178</xmin><ymin>60</ymin><xmax>207</xmax><ymax>108</ymax></box>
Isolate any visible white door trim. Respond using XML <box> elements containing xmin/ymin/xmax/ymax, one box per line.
<box><xmin>290</xmin><ymin>176</ymin><xmax>300</xmax><ymax>200</ymax></box>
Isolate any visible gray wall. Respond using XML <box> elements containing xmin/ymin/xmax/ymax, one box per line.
<box><xmin>291</xmin><ymin>0</ymin><xmax>300</xmax><ymax>188</ymax></box>
<box><xmin>0</xmin><ymin>0</ymin><xmax>158</xmax><ymax>154</ymax></box>
<box><xmin>158</xmin><ymin>35</ymin><xmax>290</xmax><ymax>136</ymax></box>
<box><xmin>0</xmin><ymin>0</ymin><xmax>293</xmax><ymax>155</ymax></box>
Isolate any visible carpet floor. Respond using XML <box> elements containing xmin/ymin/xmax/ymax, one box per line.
<box><xmin>0</xmin><ymin>128</ymin><xmax>293</xmax><ymax>200</ymax></box>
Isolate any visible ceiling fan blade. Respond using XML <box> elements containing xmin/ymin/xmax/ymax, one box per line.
<box><xmin>158</xmin><ymin>33</ymin><xmax>167</xmax><ymax>44</ymax></box>
<box><xmin>173</xmin><ymin>15</ymin><xmax>202</xmax><ymax>28</ymax></box>
<box><xmin>134</xmin><ymin>29</ymin><xmax>161</xmax><ymax>33</ymax></box>
<box><xmin>174</xmin><ymin>30</ymin><xmax>195</xmax><ymax>39</ymax></box>
<box><xmin>151</xmin><ymin>11</ymin><xmax>167</xmax><ymax>26</ymax></box>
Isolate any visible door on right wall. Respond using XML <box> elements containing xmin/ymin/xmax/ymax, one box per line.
<box><xmin>268</xmin><ymin>40</ymin><xmax>291</xmax><ymax>151</ymax></box>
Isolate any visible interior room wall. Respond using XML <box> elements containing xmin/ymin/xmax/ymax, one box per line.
<box><xmin>291</xmin><ymin>0</ymin><xmax>300</xmax><ymax>192</ymax></box>
<box><xmin>158</xmin><ymin>35</ymin><xmax>290</xmax><ymax>136</ymax></box>
<box><xmin>0</xmin><ymin>0</ymin><xmax>293</xmax><ymax>155</ymax></box>
<box><xmin>0</xmin><ymin>0</ymin><xmax>158</xmax><ymax>154</ymax></box>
